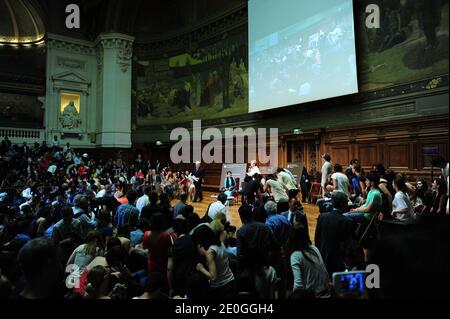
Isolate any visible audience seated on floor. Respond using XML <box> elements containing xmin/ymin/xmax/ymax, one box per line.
<box><xmin>0</xmin><ymin>138</ymin><xmax>448</xmax><ymax>299</ymax></box>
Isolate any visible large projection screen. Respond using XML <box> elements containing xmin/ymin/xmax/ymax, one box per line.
<box><xmin>248</xmin><ymin>0</ymin><xmax>359</xmax><ymax>113</ymax></box>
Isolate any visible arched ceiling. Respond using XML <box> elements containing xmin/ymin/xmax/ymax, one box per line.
<box><xmin>0</xmin><ymin>0</ymin><xmax>45</xmax><ymax>45</ymax></box>
<box><xmin>0</xmin><ymin>0</ymin><xmax>245</xmax><ymax>94</ymax></box>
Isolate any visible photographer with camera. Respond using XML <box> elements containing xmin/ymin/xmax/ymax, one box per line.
<box><xmin>207</xmin><ymin>193</ymin><xmax>230</xmax><ymax>222</ymax></box>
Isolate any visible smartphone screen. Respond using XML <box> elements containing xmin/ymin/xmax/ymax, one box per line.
<box><xmin>332</xmin><ymin>271</ymin><xmax>368</xmax><ymax>297</ymax></box>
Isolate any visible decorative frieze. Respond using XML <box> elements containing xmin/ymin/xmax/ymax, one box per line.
<box><xmin>47</xmin><ymin>39</ymin><xmax>95</xmax><ymax>56</ymax></box>
<box><xmin>56</xmin><ymin>57</ymin><xmax>86</xmax><ymax>70</ymax></box>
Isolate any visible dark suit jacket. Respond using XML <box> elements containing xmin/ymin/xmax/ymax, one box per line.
<box><xmin>192</xmin><ymin>167</ymin><xmax>205</xmax><ymax>185</ymax></box>
<box><xmin>314</xmin><ymin>208</ymin><xmax>353</xmax><ymax>275</ymax></box>
<box><xmin>236</xmin><ymin>220</ymin><xmax>279</xmax><ymax>271</ymax></box>
<box><xmin>282</xmin><ymin>209</ymin><xmax>309</xmax><ymax>238</ymax></box>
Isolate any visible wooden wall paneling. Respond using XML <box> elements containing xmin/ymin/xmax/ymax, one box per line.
<box><xmin>129</xmin><ymin>116</ymin><xmax>448</xmax><ymax>188</ymax></box>
<box><xmin>279</xmin><ymin>139</ymin><xmax>287</xmax><ymax>168</ymax></box>
<box><xmin>417</xmin><ymin>139</ymin><xmax>449</xmax><ymax>169</ymax></box>
<box><xmin>385</xmin><ymin>141</ymin><xmax>410</xmax><ymax>169</ymax></box>
<box><xmin>357</xmin><ymin>143</ymin><xmax>378</xmax><ymax>167</ymax></box>
<box><xmin>329</xmin><ymin>144</ymin><xmax>350</xmax><ymax>166</ymax></box>
<box><xmin>306</xmin><ymin>140</ymin><xmax>317</xmax><ymax>175</ymax></box>
<box><xmin>410</xmin><ymin>139</ymin><xmax>417</xmax><ymax>170</ymax></box>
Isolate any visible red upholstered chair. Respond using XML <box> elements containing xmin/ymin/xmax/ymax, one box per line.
<box><xmin>308</xmin><ymin>182</ymin><xmax>322</xmax><ymax>204</ymax></box>
<box><xmin>232</xmin><ymin>177</ymin><xmax>240</xmax><ymax>205</ymax></box>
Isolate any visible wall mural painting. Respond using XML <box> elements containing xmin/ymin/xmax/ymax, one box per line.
<box><xmin>358</xmin><ymin>0</ymin><xmax>449</xmax><ymax>91</ymax></box>
<box><xmin>135</xmin><ymin>32</ymin><xmax>249</xmax><ymax>127</ymax></box>
<box><xmin>134</xmin><ymin>1</ymin><xmax>449</xmax><ymax>127</ymax></box>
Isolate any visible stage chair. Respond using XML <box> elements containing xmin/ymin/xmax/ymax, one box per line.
<box><xmin>232</xmin><ymin>177</ymin><xmax>240</xmax><ymax>205</ymax></box>
<box><xmin>308</xmin><ymin>182</ymin><xmax>322</xmax><ymax>204</ymax></box>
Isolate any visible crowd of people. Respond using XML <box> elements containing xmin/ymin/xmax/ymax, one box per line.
<box><xmin>319</xmin><ymin>154</ymin><xmax>449</xmax><ymax>222</ymax></box>
<box><xmin>0</xmin><ymin>137</ymin><xmax>448</xmax><ymax>299</ymax></box>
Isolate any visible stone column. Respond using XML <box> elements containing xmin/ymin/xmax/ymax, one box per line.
<box><xmin>95</xmin><ymin>33</ymin><xmax>135</xmax><ymax>148</ymax></box>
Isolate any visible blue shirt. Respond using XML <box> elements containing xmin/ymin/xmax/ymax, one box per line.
<box><xmin>130</xmin><ymin>229</ymin><xmax>144</xmax><ymax>247</ymax></box>
<box><xmin>352</xmin><ymin>175</ymin><xmax>365</xmax><ymax>197</ymax></box>
<box><xmin>173</xmin><ymin>201</ymin><xmax>187</xmax><ymax>219</ymax></box>
<box><xmin>44</xmin><ymin>224</ymin><xmax>55</xmax><ymax>238</ymax></box>
<box><xmin>265</xmin><ymin>214</ymin><xmax>291</xmax><ymax>247</ymax></box>
<box><xmin>114</xmin><ymin>203</ymin><xmax>139</xmax><ymax>227</ymax></box>
<box><xmin>15</xmin><ymin>233</ymin><xmax>31</xmax><ymax>242</ymax></box>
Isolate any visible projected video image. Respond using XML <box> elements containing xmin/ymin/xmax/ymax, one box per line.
<box><xmin>249</xmin><ymin>0</ymin><xmax>358</xmax><ymax>112</ymax></box>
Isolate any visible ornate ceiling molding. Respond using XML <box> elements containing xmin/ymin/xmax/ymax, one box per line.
<box><xmin>134</xmin><ymin>5</ymin><xmax>247</xmax><ymax>57</ymax></box>
<box><xmin>47</xmin><ymin>33</ymin><xmax>95</xmax><ymax>55</ymax></box>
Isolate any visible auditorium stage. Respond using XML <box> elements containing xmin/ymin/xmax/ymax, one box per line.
<box><xmin>171</xmin><ymin>192</ymin><xmax>320</xmax><ymax>243</ymax></box>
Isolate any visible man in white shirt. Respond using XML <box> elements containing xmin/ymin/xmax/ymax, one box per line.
<box><xmin>264</xmin><ymin>175</ymin><xmax>289</xmax><ymax>203</ymax></box>
<box><xmin>247</xmin><ymin>160</ymin><xmax>261</xmax><ymax>177</ymax></box>
<box><xmin>95</xmin><ymin>186</ymin><xmax>106</xmax><ymax>198</ymax></box>
<box><xmin>283</xmin><ymin>168</ymin><xmax>297</xmax><ymax>185</ymax></box>
<box><xmin>321</xmin><ymin>154</ymin><xmax>333</xmax><ymax>193</ymax></box>
<box><xmin>51</xmin><ymin>135</ymin><xmax>60</xmax><ymax>148</ymax></box>
<box><xmin>207</xmin><ymin>193</ymin><xmax>229</xmax><ymax>221</ymax></box>
<box><xmin>276</xmin><ymin>168</ymin><xmax>299</xmax><ymax>199</ymax></box>
<box><xmin>136</xmin><ymin>186</ymin><xmax>151</xmax><ymax>215</ymax></box>
<box><xmin>326</xmin><ymin>163</ymin><xmax>350</xmax><ymax>198</ymax></box>
<box><xmin>392</xmin><ymin>190</ymin><xmax>414</xmax><ymax>222</ymax></box>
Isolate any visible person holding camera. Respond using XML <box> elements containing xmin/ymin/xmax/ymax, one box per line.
<box><xmin>207</xmin><ymin>193</ymin><xmax>230</xmax><ymax>222</ymax></box>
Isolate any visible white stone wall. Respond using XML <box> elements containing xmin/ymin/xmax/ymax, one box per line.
<box><xmin>44</xmin><ymin>33</ymin><xmax>134</xmax><ymax>149</ymax></box>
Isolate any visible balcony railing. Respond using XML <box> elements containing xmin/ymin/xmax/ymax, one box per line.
<box><xmin>0</xmin><ymin>127</ymin><xmax>45</xmax><ymax>145</ymax></box>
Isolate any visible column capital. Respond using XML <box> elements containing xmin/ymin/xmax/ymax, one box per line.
<box><xmin>95</xmin><ymin>33</ymin><xmax>135</xmax><ymax>73</ymax></box>
<box><xmin>95</xmin><ymin>33</ymin><xmax>135</xmax><ymax>48</ymax></box>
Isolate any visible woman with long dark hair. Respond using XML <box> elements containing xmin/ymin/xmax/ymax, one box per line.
<box><xmin>286</xmin><ymin>224</ymin><xmax>330</xmax><ymax>298</ymax></box>
<box><xmin>431</xmin><ymin>178</ymin><xmax>448</xmax><ymax>215</ymax></box>
<box><xmin>195</xmin><ymin>219</ymin><xmax>236</xmax><ymax>299</ymax></box>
